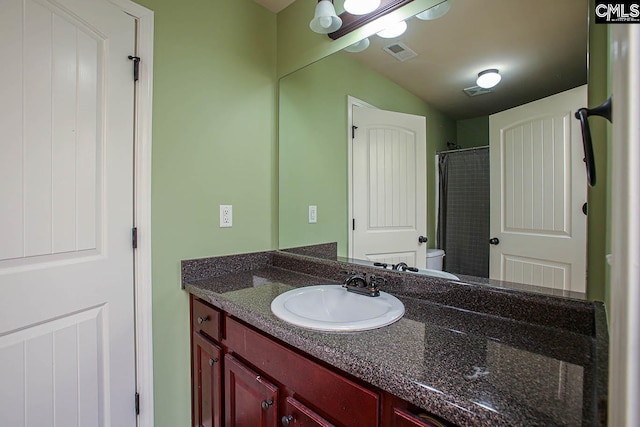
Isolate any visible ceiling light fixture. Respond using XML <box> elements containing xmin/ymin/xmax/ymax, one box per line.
<box><xmin>344</xmin><ymin>0</ymin><xmax>381</xmax><ymax>15</ymax></box>
<box><xmin>344</xmin><ymin>37</ymin><xmax>371</xmax><ymax>53</ymax></box>
<box><xmin>309</xmin><ymin>0</ymin><xmax>342</xmax><ymax>34</ymax></box>
<box><xmin>377</xmin><ymin>20</ymin><xmax>408</xmax><ymax>38</ymax></box>
<box><xmin>415</xmin><ymin>0</ymin><xmax>451</xmax><ymax>20</ymax></box>
<box><xmin>476</xmin><ymin>69</ymin><xmax>501</xmax><ymax>89</ymax></box>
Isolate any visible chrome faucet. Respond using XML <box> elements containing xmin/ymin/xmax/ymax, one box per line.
<box><xmin>392</xmin><ymin>262</ymin><xmax>409</xmax><ymax>271</ymax></box>
<box><xmin>342</xmin><ymin>271</ymin><xmax>385</xmax><ymax>297</ymax></box>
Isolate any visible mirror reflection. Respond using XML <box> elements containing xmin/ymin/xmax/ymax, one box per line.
<box><xmin>279</xmin><ymin>0</ymin><xmax>589</xmax><ymax>293</ymax></box>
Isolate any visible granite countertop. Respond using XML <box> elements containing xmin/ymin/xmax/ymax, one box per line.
<box><xmin>183</xmin><ymin>250</ymin><xmax>608</xmax><ymax>427</ymax></box>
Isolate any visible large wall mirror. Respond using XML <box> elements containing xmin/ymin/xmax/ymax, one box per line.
<box><xmin>279</xmin><ymin>0</ymin><xmax>589</xmax><ymax>293</ymax></box>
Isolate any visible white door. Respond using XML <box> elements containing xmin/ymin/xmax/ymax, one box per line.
<box><xmin>351</xmin><ymin>106</ymin><xmax>427</xmax><ymax>268</ymax></box>
<box><xmin>489</xmin><ymin>85</ymin><xmax>588</xmax><ymax>292</ymax></box>
<box><xmin>0</xmin><ymin>0</ymin><xmax>137</xmax><ymax>425</ymax></box>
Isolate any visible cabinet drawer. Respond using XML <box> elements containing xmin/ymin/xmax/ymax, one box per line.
<box><xmin>192</xmin><ymin>298</ymin><xmax>222</xmax><ymax>341</ymax></box>
<box><xmin>224</xmin><ymin>317</ymin><xmax>379</xmax><ymax>427</ymax></box>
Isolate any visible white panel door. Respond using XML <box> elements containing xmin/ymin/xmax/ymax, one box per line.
<box><xmin>352</xmin><ymin>106</ymin><xmax>427</xmax><ymax>268</ymax></box>
<box><xmin>489</xmin><ymin>85</ymin><xmax>588</xmax><ymax>292</ymax></box>
<box><xmin>0</xmin><ymin>0</ymin><xmax>136</xmax><ymax>426</ymax></box>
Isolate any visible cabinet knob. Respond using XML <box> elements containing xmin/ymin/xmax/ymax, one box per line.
<box><xmin>261</xmin><ymin>400</ymin><xmax>274</xmax><ymax>411</ymax></box>
<box><xmin>281</xmin><ymin>415</ymin><xmax>294</xmax><ymax>426</ymax></box>
<box><xmin>208</xmin><ymin>357</ymin><xmax>218</xmax><ymax>366</ymax></box>
<box><xmin>197</xmin><ymin>316</ymin><xmax>209</xmax><ymax>324</ymax></box>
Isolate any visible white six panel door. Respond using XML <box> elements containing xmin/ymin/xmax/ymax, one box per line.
<box><xmin>0</xmin><ymin>0</ymin><xmax>137</xmax><ymax>425</ymax></box>
<box><xmin>489</xmin><ymin>85</ymin><xmax>588</xmax><ymax>293</ymax></box>
<box><xmin>352</xmin><ymin>106</ymin><xmax>427</xmax><ymax>268</ymax></box>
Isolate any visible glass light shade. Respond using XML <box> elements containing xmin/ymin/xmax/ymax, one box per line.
<box><xmin>344</xmin><ymin>0</ymin><xmax>381</xmax><ymax>15</ymax></box>
<box><xmin>415</xmin><ymin>0</ymin><xmax>451</xmax><ymax>20</ymax></box>
<box><xmin>344</xmin><ymin>38</ymin><xmax>370</xmax><ymax>53</ymax></box>
<box><xmin>309</xmin><ymin>0</ymin><xmax>342</xmax><ymax>34</ymax></box>
<box><xmin>377</xmin><ymin>20</ymin><xmax>408</xmax><ymax>38</ymax></box>
<box><xmin>476</xmin><ymin>69</ymin><xmax>501</xmax><ymax>89</ymax></box>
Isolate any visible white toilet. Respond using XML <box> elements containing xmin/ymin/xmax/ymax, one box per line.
<box><xmin>426</xmin><ymin>249</ymin><xmax>445</xmax><ymax>271</ymax></box>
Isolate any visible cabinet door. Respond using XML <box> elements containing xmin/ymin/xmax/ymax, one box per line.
<box><xmin>225</xmin><ymin>354</ymin><xmax>279</xmax><ymax>427</ymax></box>
<box><xmin>280</xmin><ymin>397</ymin><xmax>335</xmax><ymax>427</ymax></box>
<box><xmin>392</xmin><ymin>407</ymin><xmax>448</xmax><ymax>427</ymax></box>
<box><xmin>192</xmin><ymin>332</ymin><xmax>223</xmax><ymax>427</ymax></box>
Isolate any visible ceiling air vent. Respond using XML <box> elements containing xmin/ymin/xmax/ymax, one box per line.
<box><xmin>463</xmin><ymin>85</ymin><xmax>493</xmax><ymax>97</ymax></box>
<box><xmin>383</xmin><ymin>42</ymin><xmax>417</xmax><ymax>62</ymax></box>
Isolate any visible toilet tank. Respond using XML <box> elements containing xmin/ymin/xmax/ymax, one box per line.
<box><xmin>426</xmin><ymin>249</ymin><xmax>445</xmax><ymax>271</ymax></box>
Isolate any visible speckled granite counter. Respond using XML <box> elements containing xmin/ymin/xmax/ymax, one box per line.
<box><xmin>183</xmin><ymin>250</ymin><xmax>608</xmax><ymax>427</ymax></box>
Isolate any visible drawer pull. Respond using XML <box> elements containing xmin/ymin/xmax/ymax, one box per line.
<box><xmin>281</xmin><ymin>415</ymin><xmax>294</xmax><ymax>426</ymax></box>
<box><xmin>261</xmin><ymin>400</ymin><xmax>274</xmax><ymax>411</ymax></box>
<box><xmin>197</xmin><ymin>316</ymin><xmax>209</xmax><ymax>324</ymax></box>
<box><xmin>208</xmin><ymin>358</ymin><xmax>218</xmax><ymax>366</ymax></box>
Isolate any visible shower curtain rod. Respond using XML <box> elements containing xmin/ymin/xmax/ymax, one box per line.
<box><xmin>437</xmin><ymin>145</ymin><xmax>489</xmax><ymax>155</ymax></box>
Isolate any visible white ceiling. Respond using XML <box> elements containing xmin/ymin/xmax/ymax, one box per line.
<box><xmin>255</xmin><ymin>0</ymin><xmax>588</xmax><ymax>119</ymax></box>
<box><xmin>345</xmin><ymin>0</ymin><xmax>588</xmax><ymax>119</ymax></box>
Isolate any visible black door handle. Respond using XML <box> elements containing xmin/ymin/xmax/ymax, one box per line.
<box><xmin>489</xmin><ymin>238</ymin><xmax>500</xmax><ymax>245</ymax></box>
<box><xmin>418</xmin><ymin>236</ymin><xmax>428</xmax><ymax>243</ymax></box>
<box><xmin>575</xmin><ymin>96</ymin><xmax>612</xmax><ymax>187</ymax></box>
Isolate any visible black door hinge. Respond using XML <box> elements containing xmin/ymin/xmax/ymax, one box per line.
<box><xmin>132</xmin><ymin>227</ymin><xmax>138</xmax><ymax>249</ymax></box>
<box><xmin>135</xmin><ymin>392</ymin><xmax>140</xmax><ymax>415</ymax></box>
<box><xmin>128</xmin><ymin>55</ymin><xmax>141</xmax><ymax>81</ymax></box>
<box><xmin>352</xmin><ymin>218</ymin><xmax>356</xmax><ymax>230</ymax></box>
<box><xmin>352</xmin><ymin>125</ymin><xmax>358</xmax><ymax>139</ymax></box>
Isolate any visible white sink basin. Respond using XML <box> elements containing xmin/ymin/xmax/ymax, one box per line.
<box><xmin>271</xmin><ymin>285</ymin><xmax>405</xmax><ymax>332</ymax></box>
<box><xmin>411</xmin><ymin>268</ymin><xmax>460</xmax><ymax>280</ymax></box>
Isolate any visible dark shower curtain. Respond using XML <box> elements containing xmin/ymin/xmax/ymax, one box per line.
<box><xmin>437</xmin><ymin>147</ymin><xmax>490</xmax><ymax>277</ymax></box>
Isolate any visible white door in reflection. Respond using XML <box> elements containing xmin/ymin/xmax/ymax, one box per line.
<box><xmin>351</xmin><ymin>105</ymin><xmax>427</xmax><ymax>268</ymax></box>
<box><xmin>489</xmin><ymin>85</ymin><xmax>588</xmax><ymax>292</ymax></box>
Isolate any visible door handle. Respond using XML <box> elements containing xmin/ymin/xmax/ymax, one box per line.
<box><xmin>418</xmin><ymin>236</ymin><xmax>428</xmax><ymax>244</ymax></box>
<box><xmin>574</xmin><ymin>96</ymin><xmax>612</xmax><ymax>187</ymax></box>
<box><xmin>489</xmin><ymin>238</ymin><xmax>500</xmax><ymax>245</ymax></box>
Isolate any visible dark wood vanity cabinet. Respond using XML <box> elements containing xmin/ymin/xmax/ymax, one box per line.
<box><xmin>190</xmin><ymin>295</ymin><xmax>451</xmax><ymax>427</ymax></box>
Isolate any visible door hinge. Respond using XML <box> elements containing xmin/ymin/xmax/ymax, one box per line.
<box><xmin>132</xmin><ymin>227</ymin><xmax>138</xmax><ymax>249</ymax></box>
<box><xmin>128</xmin><ymin>55</ymin><xmax>141</xmax><ymax>81</ymax></box>
<box><xmin>352</xmin><ymin>218</ymin><xmax>356</xmax><ymax>230</ymax></box>
<box><xmin>352</xmin><ymin>125</ymin><xmax>358</xmax><ymax>139</ymax></box>
<box><xmin>135</xmin><ymin>392</ymin><xmax>140</xmax><ymax>415</ymax></box>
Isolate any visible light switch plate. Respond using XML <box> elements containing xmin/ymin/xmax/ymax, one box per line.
<box><xmin>309</xmin><ymin>205</ymin><xmax>317</xmax><ymax>223</ymax></box>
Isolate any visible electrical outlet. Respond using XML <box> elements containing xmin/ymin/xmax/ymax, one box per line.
<box><xmin>220</xmin><ymin>205</ymin><xmax>232</xmax><ymax>228</ymax></box>
<box><xmin>309</xmin><ymin>205</ymin><xmax>317</xmax><ymax>223</ymax></box>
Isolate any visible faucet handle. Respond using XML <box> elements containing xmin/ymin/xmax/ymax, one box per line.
<box><xmin>368</xmin><ymin>275</ymin><xmax>386</xmax><ymax>288</ymax></box>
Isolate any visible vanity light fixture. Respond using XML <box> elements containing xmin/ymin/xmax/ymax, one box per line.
<box><xmin>344</xmin><ymin>0</ymin><xmax>381</xmax><ymax>15</ymax></box>
<box><xmin>377</xmin><ymin>20</ymin><xmax>408</xmax><ymax>38</ymax></box>
<box><xmin>344</xmin><ymin>37</ymin><xmax>371</xmax><ymax>53</ymax></box>
<box><xmin>476</xmin><ymin>69</ymin><xmax>501</xmax><ymax>89</ymax></box>
<box><xmin>309</xmin><ymin>0</ymin><xmax>342</xmax><ymax>34</ymax></box>
<box><xmin>415</xmin><ymin>0</ymin><xmax>451</xmax><ymax>20</ymax></box>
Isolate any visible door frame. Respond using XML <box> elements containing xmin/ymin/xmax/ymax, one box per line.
<box><xmin>109</xmin><ymin>1</ymin><xmax>154</xmax><ymax>426</ymax></box>
<box><xmin>609</xmin><ymin>24</ymin><xmax>640</xmax><ymax>427</ymax></box>
<box><xmin>347</xmin><ymin>96</ymin><xmax>376</xmax><ymax>259</ymax></box>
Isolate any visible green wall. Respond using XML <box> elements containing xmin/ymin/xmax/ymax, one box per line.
<box><xmin>586</xmin><ymin>0</ymin><xmax>610</xmax><ymax>304</ymax></box>
<box><xmin>456</xmin><ymin>116</ymin><xmax>489</xmax><ymax>148</ymax></box>
<box><xmin>279</xmin><ymin>52</ymin><xmax>456</xmax><ymax>256</ymax></box>
<box><xmin>132</xmin><ymin>0</ymin><xmax>277</xmax><ymax>425</ymax></box>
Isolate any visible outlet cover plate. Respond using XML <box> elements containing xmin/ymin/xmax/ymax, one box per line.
<box><xmin>220</xmin><ymin>205</ymin><xmax>232</xmax><ymax>228</ymax></box>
